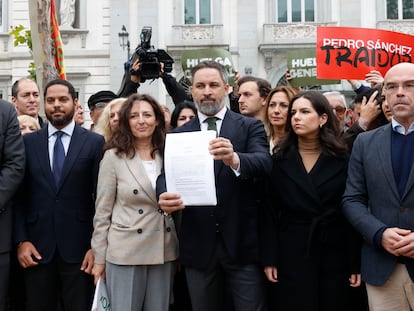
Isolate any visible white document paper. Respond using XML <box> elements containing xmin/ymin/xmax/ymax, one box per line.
<box><xmin>164</xmin><ymin>131</ymin><xmax>217</xmax><ymax>206</ymax></box>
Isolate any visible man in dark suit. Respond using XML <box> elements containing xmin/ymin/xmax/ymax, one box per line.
<box><xmin>14</xmin><ymin>79</ymin><xmax>105</xmax><ymax>311</ymax></box>
<box><xmin>11</xmin><ymin>78</ymin><xmax>45</xmax><ymax>127</ymax></box>
<box><xmin>0</xmin><ymin>100</ymin><xmax>25</xmax><ymax>311</ymax></box>
<box><xmin>157</xmin><ymin>61</ymin><xmax>271</xmax><ymax>311</ymax></box>
<box><xmin>343</xmin><ymin>62</ymin><xmax>414</xmax><ymax>310</ymax></box>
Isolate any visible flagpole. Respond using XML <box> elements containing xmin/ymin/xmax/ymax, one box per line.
<box><xmin>28</xmin><ymin>0</ymin><xmax>60</xmax><ymax>108</ymax></box>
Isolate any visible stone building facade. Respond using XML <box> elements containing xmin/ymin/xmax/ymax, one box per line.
<box><xmin>1</xmin><ymin>0</ymin><xmax>413</xmax><ymax>125</ymax></box>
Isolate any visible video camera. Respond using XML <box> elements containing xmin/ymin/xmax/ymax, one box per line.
<box><xmin>130</xmin><ymin>26</ymin><xmax>174</xmax><ymax>82</ymax></box>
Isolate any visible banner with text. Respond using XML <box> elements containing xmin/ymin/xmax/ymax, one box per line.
<box><xmin>316</xmin><ymin>26</ymin><xmax>414</xmax><ymax>80</ymax></box>
<box><xmin>287</xmin><ymin>49</ymin><xmax>339</xmax><ymax>86</ymax></box>
<box><xmin>181</xmin><ymin>48</ymin><xmax>237</xmax><ymax>86</ymax></box>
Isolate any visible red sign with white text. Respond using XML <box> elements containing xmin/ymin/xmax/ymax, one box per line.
<box><xmin>316</xmin><ymin>26</ymin><xmax>414</xmax><ymax>80</ymax></box>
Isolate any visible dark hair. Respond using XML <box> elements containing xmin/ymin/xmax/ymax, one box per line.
<box><xmin>265</xmin><ymin>85</ymin><xmax>298</xmax><ymax>137</ymax></box>
<box><xmin>237</xmin><ymin>76</ymin><xmax>272</xmax><ymax>98</ymax></box>
<box><xmin>105</xmin><ymin>93</ymin><xmax>166</xmax><ymax>159</ymax></box>
<box><xmin>277</xmin><ymin>91</ymin><xmax>347</xmax><ymax>157</ymax></box>
<box><xmin>12</xmin><ymin>78</ymin><xmax>38</xmax><ymax>97</ymax></box>
<box><xmin>352</xmin><ymin>87</ymin><xmax>382</xmax><ymax>107</ymax></box>
<box><xmin>351</xmin><ymin>86</ymin><xmax>389</xmax><ymax>130</ymax></box>
<box><xmin>170</xmin><ymin>100</ymin><xmax>197</xmax><ymax>129</ymax></box>
<box><xmin>191</xmin><ymin>61</ymin><xmax>228</xmax><ymax>84</ymax></box>
<box><xmin>43</xmin><ymin>79</ymin><xmax>77</xmax><ymax>100</ymax></box>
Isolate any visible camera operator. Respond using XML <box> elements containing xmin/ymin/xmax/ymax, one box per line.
<box><xmin>118</xmin><ymin>59</ymin><xmax>188</xmax><ymax>105</ymax></box>
<box><xmin>117</xmin><ymin>26</ymin><xmax>240</xmax><ymax>114</ymax></box>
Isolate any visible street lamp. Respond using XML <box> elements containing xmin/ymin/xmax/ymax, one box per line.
<box><xmin>118</xmin><ymin>25</ymin><xmax>131</xmax><ymax>60</ymax></box>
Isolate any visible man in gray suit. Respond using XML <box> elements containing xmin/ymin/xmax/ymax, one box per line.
<box><xmin>0</xmin><ymin>100</ymin><xmax>25</xmax><ymax>311</ymax></box>
<box><xmin>343</xmin><ymin>62</ymin><xmax>414</xmax><ymax>310</ymax></box>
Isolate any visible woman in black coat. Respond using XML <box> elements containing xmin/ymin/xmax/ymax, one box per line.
<box><xmin>262</xmin><ymin>91</ymin><xmax>361</xmax><ymax>311</ymax></box>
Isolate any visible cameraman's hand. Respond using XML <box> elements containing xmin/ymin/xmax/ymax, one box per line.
<box><xmin>160</xmin><ymin>62</ymin><xmax>165</xmax><ymax>76</ymax></box>
<box><xmin>130</xmin><ymin>60</ymin><xmax>141</xmax><ymax>83</ymax></box>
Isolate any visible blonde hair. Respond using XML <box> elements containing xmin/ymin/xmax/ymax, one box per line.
<box><xmin>94</xmin><ymin>97</ymin><xmax>127</xmax><ymax>141</ymax></box>
<box><xmin>17</xmin><ymin>115</ymin><xmax>40</xmax><ymax>130</ymax></box>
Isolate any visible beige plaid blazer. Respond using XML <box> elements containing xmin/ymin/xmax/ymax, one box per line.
<box><xmin>92</xmin><ymin>149</ymin><xmax>178</xmax><ymax>265</ymax></box>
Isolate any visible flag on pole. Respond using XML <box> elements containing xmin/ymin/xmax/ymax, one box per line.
<box><xmin>50</xmin><ymin>0</ymin><xmax>66</xmax><ymax>79</ymax></box>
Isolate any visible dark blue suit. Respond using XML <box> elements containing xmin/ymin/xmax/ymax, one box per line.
<box><xmin>14</xmin><ymin>123</ymin><xmax>104</xmax><ymax>311</ymax></box>
<box><xmin>157</xmin><ymin>109</ymin><xmax>271</xmax><ymax>310</ymax></box>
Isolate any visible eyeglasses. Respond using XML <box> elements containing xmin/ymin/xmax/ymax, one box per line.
<box><xmin>332</xmin><ymin>106</ymin><xmax>346</xmax><ymax>114</ymax></box>
<box><xmin>384</xmin><ymin>82</ymin><xmax>414</xmax><ymax>94</ymax></box>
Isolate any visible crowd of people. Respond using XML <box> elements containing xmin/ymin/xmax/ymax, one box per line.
<box><xmin>1</xmin><ymin>59</ymin><xmax>414</xmax><ymax>311</ymax></box>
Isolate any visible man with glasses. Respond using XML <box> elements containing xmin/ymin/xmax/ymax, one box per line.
<box><xmin>87</xmin><ymin>90</ymin><xmax>118</xmax><ymax>131</ymax></box>
<box><xmin>323</xmin><ymin>91</ymin><xmax>348</xmax><ymax>131</ymax></box>
<box><xmin>343</xmin><ymin>62</ymin><xmax>414</xmax><ymax>310</ymax></box>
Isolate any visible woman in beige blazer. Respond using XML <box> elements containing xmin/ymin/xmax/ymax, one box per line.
<box><xmin>91</xmin><ymin>94</ymin><xmax>178</xmax><ymax>311</ymax></box>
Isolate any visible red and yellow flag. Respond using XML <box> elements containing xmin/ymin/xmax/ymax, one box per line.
<box><xmin>50</xmin><ymin>0</ymin><xmax>66</xmax><ymax>79</ymax></box>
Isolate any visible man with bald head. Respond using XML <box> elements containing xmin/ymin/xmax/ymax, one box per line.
<box><xmin>343</xmin><ymin>62</ymin><xmax>414</xmax><ymax>311</ymax></box>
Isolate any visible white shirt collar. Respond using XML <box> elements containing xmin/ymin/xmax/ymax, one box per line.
<box><xmin>197</xmin><ymin>106</ymin><xmax>227</xmax><ymax>125</ymax></box>
<box><xmin>48</xmin><ymin>120</ymin><xmax>76</xmax><ymax>138</ymax></box>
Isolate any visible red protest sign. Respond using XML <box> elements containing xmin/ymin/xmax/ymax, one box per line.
<box><xmin>316</xmin><ymin>26</ymin><xmax>414</xmax><ymax>80</ymax></box>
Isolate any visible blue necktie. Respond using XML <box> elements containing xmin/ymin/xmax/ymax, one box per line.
<box><xmin>53</xmin><ymin>131</ymin><xmax>65</xmax><ymax>185</ymax></box>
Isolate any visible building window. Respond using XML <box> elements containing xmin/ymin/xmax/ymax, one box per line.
<box><xmin>277</xmin><ymin>0</ymin><xmax>314</xmax><ymax>23</ymax></box>
<box><xmin>0</xmin><ymin>0</ymin><xmax>7</xmax><ymax>32</ymax></box>
<box><xmin>387</xmin><ymin>0</ymin><xmax>414</xmax><ymax>19</ymax></box>
<box><xmin>185</xmin><ymin>0</ymin><xmax>211</xmax><ymax>24</ymax></box>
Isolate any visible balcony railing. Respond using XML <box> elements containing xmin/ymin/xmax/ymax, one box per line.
<box><xmin>262</xmin><ymin>22</ymin><xmax>337</xmax><ymax>46</ymax></box>
<box><xmin>377</xmin><ymin>20</ymin><xmax>414</xmax><ymax>35</ymax></box>
<box><xmin>168</xmin><ymin>24</ymin><xmax>227</xmax><ymax>49</ymax></box>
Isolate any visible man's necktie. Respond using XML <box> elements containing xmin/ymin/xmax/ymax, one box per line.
<box><xmin>205</xmin><ymin>117</ymin><xmax>218</xmax><ymax>136</ymax></box>
<box><xmin>53</xmin><ymin>131</ymin><xmax>65</xmax><ymax>185</ymax></box>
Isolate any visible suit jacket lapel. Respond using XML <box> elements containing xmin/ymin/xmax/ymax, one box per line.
<box><xmin>35</xmin><ymin>127</ymin><xmax>56</xmax><ymax>189</ymax></box>
<box><xmin>311</xmin><ymin>154</ymin><xmax>346</xmax><ymax>189</ymax></box>
<box><xmin>125</xmin><ymin>152</ymin><xmax>161</xmax><ymax>205</ymax></box>
<box><xmin>58</xmin><ymin>125</ymin><xmax>86</xmax><ymax>190</ymax></box>
<box><xmin>377</xmin><ymin>125</ymin><xmax>400</xmax><ymax>200</ymax></box>
<box><xmin>398</xmin><ymin>130</ymin><xmax>414</xmax><ymax>199</ymax></box>
<box><xmin>214</xmin><ymin>110</ymin><xmax>238</xmax><ymax>178</ymax></box>
<box><xmin>278</xmin><ymin>147</ymin><xmax>322</xmax><ymax>205</ymax></box>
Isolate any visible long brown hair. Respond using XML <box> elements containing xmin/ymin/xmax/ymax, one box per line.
<box><xmin>105</xmin><ymin>94</ymin><xmax>166</xmax><ymax>159</ymax></box>
<box><xmin>277</xmin><ymin>91</ymin><xmax>347</xmax><ymax>157</ymax></box>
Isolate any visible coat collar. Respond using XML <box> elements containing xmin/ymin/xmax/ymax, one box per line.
<box><xmin>124</xmin><ymin>152</ymin><xmax>162</xmax><ymax>205</ymax></box>
<box><xmin>277</xmin><ymin>146</ymin><xmax>347</xmax><ymax>206</ymax></box>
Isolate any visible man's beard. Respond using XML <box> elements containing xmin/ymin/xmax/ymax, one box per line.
<box><xmin>46</xmin><ymin>108</ymin><xmax>75</xmax><ymax>128</ymax></box>
<box><xmin>195</xmin><ymin>96</ymin><xmax>228</xmax><ymax>116</ymax></box>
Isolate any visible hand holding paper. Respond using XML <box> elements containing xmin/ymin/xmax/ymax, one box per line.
<box><xmin>158</xmin><ymin>192</ymin><xmax>185</xmax><ymax>214</ymax></box>
<box><xmin>208</xmin><ymin>137</ymin><xmax>240</xmax><ymax>170</ymax></box>
<box><xmin>164</xmin><ymin>131</ymin><xmax>217</xmax><ymax>206</ymax></box>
